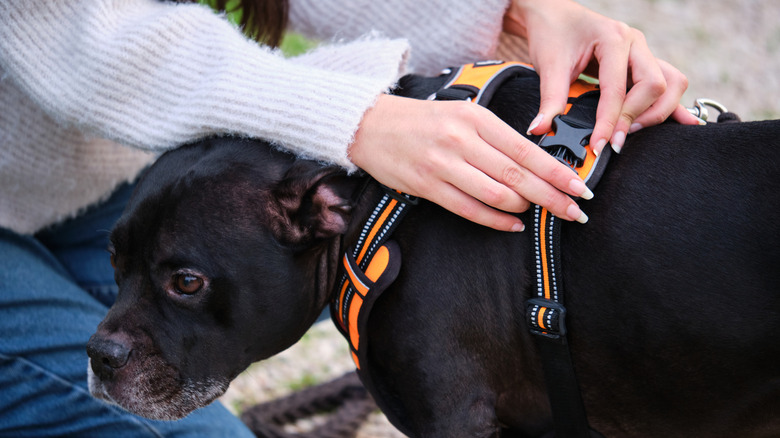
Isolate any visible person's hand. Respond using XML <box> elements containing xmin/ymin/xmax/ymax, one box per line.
<box><xmin>348</xmin><ymin>94</ymin><xmax>593</xmax><ymax>232</ymax></box>
<box><xmin>503</xmin><ymin>0</ymin><xmax>701</xmax><ymax>154</ymax></box>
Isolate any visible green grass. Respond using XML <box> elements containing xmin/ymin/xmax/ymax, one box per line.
<box><xmin>280</xmin><ymin>33</ymin><xmax>318</xmax><ymax>57</ymax></box>
<box><xmin>200</xmin><ymin>0</ymin><xmax>317</xmax><ymax>57</ymax></box>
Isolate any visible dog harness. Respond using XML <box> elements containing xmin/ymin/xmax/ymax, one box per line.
<box><xmin>331</xmin><ymin>61</ymin><xmax>610</xmax><ymax>437</ymax></box>
<box><xmin>525</xmin><ymin>79</ymin><xmax>610</xmax><ymax>438</ymax></box>
<box><xmin>330</xmin><ymin>188</ymin><xmax>416</xmax><ymax>370</ymax></box>
<box><xmin>331</xmin><ymin>61</ymin><xmax>543</xmax><ymax>369</ymax></box>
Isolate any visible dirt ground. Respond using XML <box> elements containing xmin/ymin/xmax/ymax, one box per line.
<box><xmin>220</xmin><ymin>1</ymin><xmax>780</xmax><ymax>436</ymax></box>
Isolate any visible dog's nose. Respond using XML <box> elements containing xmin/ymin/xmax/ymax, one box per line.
<box><xmin>86</xmin><ymin>334</ymin><xmax>131</xmax><ymax>379</ymax></box>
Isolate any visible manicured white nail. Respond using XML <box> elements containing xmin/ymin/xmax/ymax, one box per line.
<box><xmin>696</xmin><ymin>116</ymin><xmax>707</xmax><ymax>126</ymax></box>
<box><xmin>526</xmin><ymin>113</ymin><xmax>544</xmax><ymax>135</ymax></box>
<box><xmin>511</xmin><ymin>222</ymin><xmax>525</xmax><ymax>232</ymax></box>
<box><xmin>567</xmin><ymin>204</ymin><xmax>588</xmax><ymax>224</ymax></box>
<box><xmin>629</xmin><ymin>122</ymin><xmax>643</xmax><ymax>133</ymax></box>
<box><xmin>569</xmin><ymin>178</ymin><xmax>594</xmax><ymax>200</ymax></box>
<box><xmin>611</xmin><ymin>131</ymin><xmax>626</xmax><ymax>154</ymax></box>
<box><xmin>593</xmin><ymin>138</ymin><xmax>607</xmax><ymax>156</ymax></box>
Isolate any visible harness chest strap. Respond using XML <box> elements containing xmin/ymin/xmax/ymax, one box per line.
<box><xmin>331</xmin><ymin>61</ymin><xmax>541</xmax><ymax>371</ymax></box>
<box><xmin>331</xmin><ymin>189</ymin><xmax>414</xmax><ymax>369</ymax></box>
<box><xmin>330</xmin><ymin>61</ymin><xmax>609</xmax><ymax>437</ymax></box>
<box><xmin>437</xmin><ymin>61</ymin><xmax>611</xmax><ymax>438</ymax></box>
<box><xmin>524</xmin><ymin>77</ymin><xmax>610</xmax><ymax>438</ymax></box>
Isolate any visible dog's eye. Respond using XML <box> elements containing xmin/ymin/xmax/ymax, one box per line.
<box><xmin>107</xmin><ymin>245</ymin><xmax>117</xmax><ymax>268</ymax></box>
<box><xmin>173</xmin><ymin>274</ymin><xmax>204</xmax><ymax>295</ymax></box>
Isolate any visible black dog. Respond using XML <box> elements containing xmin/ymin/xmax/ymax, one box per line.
<box><xmin>87</xmin><ymin>70</ymin><xmax>780</xmax><ymax>437</ymax></box>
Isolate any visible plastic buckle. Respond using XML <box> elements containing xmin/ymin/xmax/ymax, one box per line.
<box><xmin>538</xmin><ymin>115</ymin><xmax>593</xmax><ymax>170</ymax></box>
<box><xmin>526</xmin><ymin>298</ymin><xmax>568</xmax><ymax>340</ymax></box>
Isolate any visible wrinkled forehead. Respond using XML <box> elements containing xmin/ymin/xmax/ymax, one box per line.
<box><xmin>112</xmin><ymin>178</ymin><xmax>269</xmax><ymax>258</ymax></box>
<box><xmin>109</xmin><ymin>137</ymin><xmax>298</xmax><ymax>257</ymax></box>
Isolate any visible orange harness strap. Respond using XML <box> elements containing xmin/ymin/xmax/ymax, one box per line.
<box><xmin>522</xmin><ymin>72</ymin><xmax>610</xmax><ymax>438</ymax></box>
<box><xmin>331</xmin><ymin>189</ymin><xmax>412</xmax><ymax>369</ymax></box>
<box><xmin>430</xmin><ymin>60</ymin><xmax>537</xmax><ymax>104</ymax></box>
<box><xmin>526</xmin><ymin>76</ymin><xmax>610</xmax><ymax>335</ymax></box>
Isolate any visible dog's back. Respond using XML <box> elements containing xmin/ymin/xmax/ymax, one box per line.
<box><xmin>365</xmin><ymin>114</ymin><xmax>780</xmax><ymax>436</ymax></box>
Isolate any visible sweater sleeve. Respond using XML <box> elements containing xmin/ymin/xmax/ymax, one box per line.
<box><xmin>288</xmin><ymin>0</ymin><xmax>511</xmax><ymax>76</ymax></box>
<box><xmin>0</xmin><ymin>0</ymin><xmax>410</xmax><ymax>170</ymax></box>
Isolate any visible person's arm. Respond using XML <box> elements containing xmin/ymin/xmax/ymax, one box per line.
<box><xmin>0</xmin><ymin>0</ymin><xmax>408</xmax><ymax>170</ymax></box>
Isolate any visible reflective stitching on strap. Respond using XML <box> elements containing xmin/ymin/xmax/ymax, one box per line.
<box><xmin>332</xmin><ymin>190</ymin><xmax>413</xmax><ymax>348</ymax></box>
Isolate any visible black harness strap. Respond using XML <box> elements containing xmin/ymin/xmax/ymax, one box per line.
<box><xmin>529</xmin><ymin>207</ymin><xmax>593</xmax><ymax>438</ymax></box>
<box><xmin>529</xmin><ymin>86</ymin><xmax>609</xmax><ymax>438</ymax></box>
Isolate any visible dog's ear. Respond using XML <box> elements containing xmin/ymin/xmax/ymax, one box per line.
<box><xmin>269</xmin><ymin>161</ymin><xmax>357</xmax><ymax>247</ymax></box>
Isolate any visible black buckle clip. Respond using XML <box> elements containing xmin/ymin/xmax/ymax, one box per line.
<box><xmin>538</xmin><ymin>115</ymin><xmax>593</xmax><ymax>170</ymax></box>
<box><xmin>526</xmin><ymin>298</ymin><xmax>568</xmax><ymax>340</ymax></box>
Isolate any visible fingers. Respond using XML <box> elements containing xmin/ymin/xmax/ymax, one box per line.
<box><xmin>399</xmin><ymin>103</ymin><xmax>591</xmax><ymax>230</ymax></box>
<box><xmin>591</xmin><ymin>32</ymin><xmax>697</xmax><ymax>154</ymax></box>
<box><xmin>473</xmin><ymin>107</ymin><xmax>592</xmax><ymax>222</ymax></box>
<box><xmin>350</xmin><ymin>96</ymin><xmax>593</xmax><ymax>234</ymax></box>
<box><xmin>669</xmin><ymin>103</ymin><xmax>704</xmax><ymax>126</ymax></box>
<box><xmin>593</xmin><ymin>28</ymin><xmax>662</xmax><ymax>153</ymax></box>
<box><xmin>527</xmin><ymin>56</ymin><xmax>577</xmax><ymax>136</ymax></box>
<box><xmin>632</xmin><ymin>59</ymin><xmax>701</xmax><ymax>128</ymax></box>
<box><xmin>425</xmin><ymin>181</ymin><xmax>529</xmax><ymax>232</ymax></box>
<box><xmin>584</xmin><ymin>21</ymin><xmax>632</xmax><ymax>155</ymax></box>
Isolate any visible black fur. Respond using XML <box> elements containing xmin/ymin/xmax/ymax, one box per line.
<box><xmin>87</xmin><ymin>72</ymin><xmax>780</xmax><ymax>437</ymax></box>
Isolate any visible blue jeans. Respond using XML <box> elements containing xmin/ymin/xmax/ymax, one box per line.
<box><xmin>0</xmin><ymin>183</ymin><xmax>253</xmax><ymax>437</ymax></box>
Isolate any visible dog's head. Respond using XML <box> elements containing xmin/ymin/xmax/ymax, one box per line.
<box><xmin>86</xmin><ymin>137</ymin><xmax>359</xmax><ymax>419</ymax></box>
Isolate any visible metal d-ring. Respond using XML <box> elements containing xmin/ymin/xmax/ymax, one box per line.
<box><xmin>687</xmin><ymin>98</ymin><xmax>729</xmax><ymax>122</ymax></box>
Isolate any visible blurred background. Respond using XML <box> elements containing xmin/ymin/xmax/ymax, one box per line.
<box><xmin>220</xmin><ymin>1</ymin><xmax>780</xmax><ymax>436</ymax></box>
<box><xmin>580</xmin><ymin>0</ymin><xmax>779</xmax><ymax>121</ymax></box>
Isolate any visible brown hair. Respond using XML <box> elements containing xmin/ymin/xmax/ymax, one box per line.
<box><xmin>183</xmin><ymin>0</ymin><xmax>289</xmax><ymax>47</ymax></box>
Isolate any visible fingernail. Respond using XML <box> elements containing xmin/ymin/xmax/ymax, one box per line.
<box><xmin>629</xmin><ymin>123</ymin><xmax>643</xmax><ymax>133</ymax></box>
<box><xmin>567</xmin><ymin>204</ymin><xmax>589</xmax><ymax>224</ymax></box>
<box><xmin>611</xmin><ymin>131</ymin><xmax>626</xmax><ymax>154</ymax></box>
<box><xmin>696</xmin><ymin>116</ymin><xmax>707</xmax><ymax>126</ymax></box>
<box><xmin>511</xmin><ymin>222</ymin><xmax>525</xmax><ymax>232</ymax></box>
<box><xmin>593</xmin><ymin>138</ymin><xmax>607</xmax><ymax>156</ymax></box>
<box><xmin>569</xmin><ymin>178</ymin><xmax>594</xmax><ymax>200</ymax></box>
<box><xmin>526</xmin><ymin>113</ymin><xmax>544</xmax><ymax>135</ymax></box>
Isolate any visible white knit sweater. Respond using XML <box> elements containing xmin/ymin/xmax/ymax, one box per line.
<box><xmin>0</xmin><ymin>0</ymin><xmax>515</xmax><ymax>234</ymax></box>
